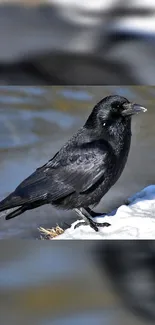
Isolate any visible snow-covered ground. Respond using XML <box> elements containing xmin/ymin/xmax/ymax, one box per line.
<box><xmin>55</xmin><ymin>185</ymin><xmax>155</xmax><ymax>239</ymax></box>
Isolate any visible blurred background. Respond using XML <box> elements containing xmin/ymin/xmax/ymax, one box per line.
<box><xmin>0</xmin><ymin>0</ymin><xmax>154</xmax><ymax>84</ymax></box>
<box><xmin>0</xmin><ymin>1</ymin><xmax>155</xmax><ymax>324</ymax></box>
<box><xmin>0</xmin><ymin>86</ymin><xmax>155</xmax><ymax>325</ymax></box>
<box><xmin>0</xmin><ymin>241</ymin><xmax>155</xmax><ymax>325</ymax></box>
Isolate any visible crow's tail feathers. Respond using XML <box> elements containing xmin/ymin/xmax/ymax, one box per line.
<box><xmin>0</xmin><ymin>192</ymin><xmax>46</xmax><ymax>220</ymax></box>
<box><xmin>5</xmin><ymin>206</ymin><xmax>28</xmax><ymax>220</ymax></box>
<box><xmin>5</xmin><ymin>200</ymin><xmax>46</xmax><ymax>220</ymax></box>
<box><xmin>0</xmin><ymin>192</ymin><xmax>26</xmax><ymax>213</ymax></box>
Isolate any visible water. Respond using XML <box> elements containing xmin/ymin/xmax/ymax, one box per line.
<box><xmin>0</xmin><ymin>86</ymin><xmax>155</xmax><ymax>239</ymax></box>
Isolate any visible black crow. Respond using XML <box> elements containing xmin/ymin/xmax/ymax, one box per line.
<box><xmin>0</xmin><ymin>95</ymin><xmax>147</xmax><ymax>232</ymax></box>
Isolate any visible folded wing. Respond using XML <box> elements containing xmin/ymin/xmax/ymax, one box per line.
<box><xmin>0</xmin><ymin>140</ymin><xmax>114</xmax><ymax>211</ymax></box>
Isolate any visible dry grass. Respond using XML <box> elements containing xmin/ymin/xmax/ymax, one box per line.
<box><xmin>39</xmin><ymin>225</ymin><xmax>64</xmax><ymax>240</ymax></box>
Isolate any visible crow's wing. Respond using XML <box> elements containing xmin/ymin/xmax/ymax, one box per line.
<box><xmin>49</xmin><ymin>150</ymin><xmax>107</xmax><ymax>196</ymax></box>
<box><xmin>0</xmin><ymin>141</ymin><xmax>114</xmax><ymax>210</ymax></box>
<box><xmin>36</xmin><ymin>140</ymin><xmax>114</xmax><ymax>200</ymax></box>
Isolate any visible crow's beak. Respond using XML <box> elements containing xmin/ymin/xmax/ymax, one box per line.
<box><xmin>122</xmin><ymin>103</ymin><xmax>147</xmax><ymax>117</ymax></box>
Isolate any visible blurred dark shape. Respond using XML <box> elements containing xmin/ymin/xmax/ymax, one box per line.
<box><xmin>94</xmin><ymin>241</ymin><xmax>155</xmax><ymax>323</ymax></box>
<box><xmin>0</xmin><ymin>1</ymin><xmax>154</xmax><ymax>84</ymax></box>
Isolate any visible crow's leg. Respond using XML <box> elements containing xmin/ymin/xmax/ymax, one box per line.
<box><xmin>84</xmin><ymin>207</ymin><xmax>111</xmax><ymax>229</ymax></box>
<box><xmin>84</xmin><ymin>207</ymin><xmax>106</xmax><ymax>218</ymax></box>
<box><xmin>74</xmin><ymin>208</ymin><xmax>111</xmax><ymax>232</ymax></box>
<box><xmin>74</xmin><ymin>208</ymin><xmax>98</xmax><ymax>232</ymax></box>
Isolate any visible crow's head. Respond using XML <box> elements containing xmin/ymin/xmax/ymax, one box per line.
<box><xmin>85</xmin><ymin>95</ymin><xmax>147</xmax><ymax>128</ymax></box>
<box><xmin>98</xmin><ymin>95</ymin><xmax>147</xmax><ymax>121</ymax></box>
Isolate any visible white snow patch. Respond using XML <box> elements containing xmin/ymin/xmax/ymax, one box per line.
<box><xmin>54</xmin><ymin>185</ymin><xmax>155</xmax><ymax>239</ymax></box>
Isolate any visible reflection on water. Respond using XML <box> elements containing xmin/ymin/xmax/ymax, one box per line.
<box><xmin>0</xmin><ymin>86</ymin><xmax>155</xmax><ymax>239</ymax></box>
<box><xmin>0</xmin><ymin>108</ymin><xmax>78</xmax><ymax>148</ymax></box>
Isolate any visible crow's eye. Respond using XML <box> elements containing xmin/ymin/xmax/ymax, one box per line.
<box><xmin>111</xmin><ymin>101</ymin><xmax>126</xmax><ymax>114</ymax></box>
<box><xmin>112</xmin><ymin>102</ymin><xmax>121</xmax><ymax>112</ymax></box>
<box><xmin>112</xmin><ymin>101</ymin><xmax>119</xmax><ymax>108</ymax></box>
